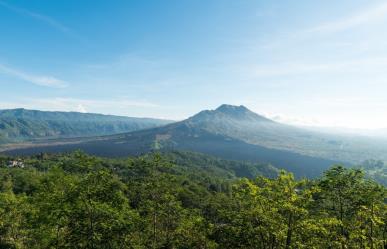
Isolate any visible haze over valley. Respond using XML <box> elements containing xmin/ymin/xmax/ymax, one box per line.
<box><xmin>1</xmin><ymin>105</ymin><xmax>387</xmax><ymax>183</ymax></box>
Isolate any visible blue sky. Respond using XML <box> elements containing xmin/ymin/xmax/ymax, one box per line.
<box><xmin>1</xmin><ymin>0</ymin><xmax>387</xmax><ymax>128</ymax></box>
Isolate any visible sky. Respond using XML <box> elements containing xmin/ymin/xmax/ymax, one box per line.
<box><xmin>1</xmin><ymin>0</ymin><xmax>387</xmax><ymax>129</ymax></box>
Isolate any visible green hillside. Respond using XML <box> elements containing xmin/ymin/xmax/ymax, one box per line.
<box><xmin>157</xmin><ymin>151</ymin><xmax>279</xmax><ymax>179</ymax></box>
<box><xmin>0</xmin><ymin>108</ymin><xmax>171</xmax><ymax>143</ymax></box>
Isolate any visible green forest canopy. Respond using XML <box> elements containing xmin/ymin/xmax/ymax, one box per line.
<box><xmin>0</xmin><ymin>151</ymin><xmax>385</xmax><ymax>249</ymax></box>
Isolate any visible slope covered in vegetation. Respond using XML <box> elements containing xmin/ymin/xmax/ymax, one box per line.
<box><xmin>9</xmin><ymin>105</ymin><xmax>387</xmax><ymax>181</ymax></box>
<box><xmin>0</xmin><ymin>151</ymin><xmax>385</xmax><ymax>248</ymax></box>
<box><xmin>0</xmin><ymin>108</ymin><xmax>171</xmax><ymax>143</ymax></box>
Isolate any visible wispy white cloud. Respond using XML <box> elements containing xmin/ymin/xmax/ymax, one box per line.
<box><xmin>45</xmin><ymin>98</ymin><xmax>160</xmax><ymax>109</ymax></box>
<box><xmin>266</xmin><ymin>112</ymin><xmax>322</xmax><ymax>127</ymax></box>
<box><xmin>0</xmin><ymin>0</ymin><xmax>70</xmax><ymax>33</ymax></box>
<box><xmin>0</xmin><ymin>97</ymin><xmax>186</xmax><ymax>119</ymax></box>
<box><xmin>251</xmin><ymin>57</ymin><xmax>387</xmax><ymax>77</ymax></box>
<box><xmin>0</xmin><ymin>97</ymin><xmax>160</xmax><ymax>113</ymax></box>
<box><xmin>0</xmin><ymin>64</ymin><xmax>68</xmax><ymax>88</ymax></box>
<box><xmin>257</xmin><ymin>2</ymin><xmax>387</xmax><ymax>51</ymax></box>
<box><xmin>309</xmin><ymin>2</ymin><xmax>387</xmax><ymax>34</ymax></box>
<box><xmin>76</xmin><ymin>104</ymin><xmax>87</xmax><ymax>113</ymax></box>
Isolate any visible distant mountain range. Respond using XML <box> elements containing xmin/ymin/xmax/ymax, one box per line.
<box><xmin>3</xmin><ymin>104</ymin><xmax>387</xmax><ymax>178</ymax></box>
<box><xmin>0</xmin><ymin>108</ymin><xmax>172</xmax><ymax>143</ymax></box>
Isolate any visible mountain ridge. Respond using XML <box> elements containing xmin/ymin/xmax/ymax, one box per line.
<box><xmin>2</xmin><ymin>104</ymin><xmax>352</xmax><ymax>178</ymax></box>
<box><xmin>0</xmin><ymin>108</ymin><xmax>171</xmax><ymax>121</ymax></box>
<box><xmin>188</xmin><ymin>104</ymin><xmax>274</xmax><ymax>123</ymax></box>
<box><xmin>0</xmin><ymin>108</ymin><xmax>172</xmax><ymax>143</ymax></box>
<box><xmin>4</xmin><ymin>104</ymin><xmax>387</xmax><ymax>179</ymax></box>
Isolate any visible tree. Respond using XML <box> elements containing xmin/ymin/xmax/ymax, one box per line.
<box><xmin>317</xmin><ymin>165</ymin><xmax>387</xmax><ymax>249</ymax></box>
<box><xmin>31</xmin><ymin>168</ymin><xmax>141</xmax><ymax>248</ymax></box>
<box><xmin>0</xmin><ymin>176</ymin><xmax>30</xmax><ymax>249</ymax></box>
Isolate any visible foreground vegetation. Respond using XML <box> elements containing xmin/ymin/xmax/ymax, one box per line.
<box><xmin>0</xmin><ymin>151</ymin><xmax>386</xmax><ymax>249</ymax></box>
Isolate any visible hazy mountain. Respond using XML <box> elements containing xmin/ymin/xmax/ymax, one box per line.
<box><xmin>5</xmin><ymin>104</ymin><xmax>387</xmax><ymax>178</ymax></box>
<box><xmin>0</xmin><ymin>108</ymin><xmax>172</xmax><ymax>143</ymax></box>
<box><xmin>3</xmin><ymin>105</ymin><xmax>348</xmax><ymax>177</ymax></box>
<box><xmin>184</xmin><ymin>105</ymin><xmax>387</xmax><ymax>164</ymax></box>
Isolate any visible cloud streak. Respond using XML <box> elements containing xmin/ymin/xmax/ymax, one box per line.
<box><xmin>0</xmin><ymin>64</ymin><xmax>68</xmax><ymax>88</ymax></box>
<box><xmin>251</xmin><ymin>57</ymin><xmax>387</xmax><ymax>77</ymax></box>
<box><xmin>259</xmin><ymin>2</ymin><xmax>387</xmax><ymax>51</ymax></box>
<box><xmin>0</xmin><ymin>0</ymin><xmax>70</xmax><ymax>33</ymax></box>
<box><xmin>309</xmin><ymin>2</ymin><xmax>387</xmax><ymax>33</ymax></box>
<box><xmin>0</xmin><ymin>97</ymin><xmax>161</xmax><ymax>116</ymax></box>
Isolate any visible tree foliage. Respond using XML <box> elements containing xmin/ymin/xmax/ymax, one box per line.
<box><xmin>0</xmin><ymin>152</ymin><xmax>385</xmax><ymax>248</ymax></box>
